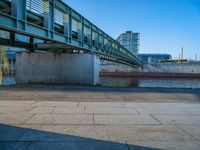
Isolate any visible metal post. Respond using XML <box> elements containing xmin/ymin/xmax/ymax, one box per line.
<box><xmin>11</xmin><ymin>0</ymin><xmax>27</xmax><ymax>30</ymax></box>
<box><xmin>80</xmin><ymin>17</ymin><xmax>84</xmax><ymax>47</ymax></box>
<box><xmin>68</xmin><ymin>8</ymin><xmax>72</xmax><ymax>43</ymax></box>
<box><xmin>63</xmin><ymin>13</ymin><xmax>69</xmax><ymax>41</ymax></box>
<box><xmin>43</xmin><ymin>0</ymin><xmax>54</xmax><ymax>38</ymax></box>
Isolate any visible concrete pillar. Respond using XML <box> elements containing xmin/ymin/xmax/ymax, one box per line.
<box><xmin>16</xmin><ymin>52</ymin><xmax>100</xmax><ymax>85</ymax></box>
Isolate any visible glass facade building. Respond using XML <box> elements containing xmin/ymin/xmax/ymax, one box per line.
<box><xmin>139</xmin><ymin>54</ymin><xmax>172</xmax><ymax>64</ymax></box>
<box><xmin>116</xmin><ymin>31</ymin><xmax>140</xmax><ymax>56</ymax></box>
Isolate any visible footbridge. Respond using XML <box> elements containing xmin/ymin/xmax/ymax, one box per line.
<box><xmin>0</xmin><ymin>0</ymin><xmax>142</xmax><ymax>85</ymax></box>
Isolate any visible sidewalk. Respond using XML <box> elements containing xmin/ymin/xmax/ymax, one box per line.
<box><xmin>0</xmin><ymin>99</ymin><xmax>200</xmax><ymax>149</ymax></box>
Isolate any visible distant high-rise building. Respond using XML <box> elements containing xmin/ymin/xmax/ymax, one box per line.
<box><xmin>116</xmin><ymin>31</ymin><xmax>140</xmax><ymax>56</ymax></box>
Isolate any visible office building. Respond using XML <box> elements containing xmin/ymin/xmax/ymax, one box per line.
<box><xmin>116</xmin><ymin>31</ymin><xmax>139</xmax><ymax>55</ymax></box>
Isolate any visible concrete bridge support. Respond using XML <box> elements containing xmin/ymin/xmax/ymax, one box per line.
<box><xmin>16</xmin><ymin>52</ymin><xmax>100</xmax><ymax>85</ymax></box>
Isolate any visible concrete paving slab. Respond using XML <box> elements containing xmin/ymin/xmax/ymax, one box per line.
<box><xmin>106</xmin><ymin>125</ymin><xmax>195</xmax><ymax>141</ymax></box>
<box><xmin>29</xmin><ymin>107</ymin><xmax>54</xmax><ymax>114</ymax></box>
<box><xmin>0</xmin><ymin>105</ymin><xmax>33</xmax><ymax>114</ymax></box>
<box><xmin>26</xmin><ymin>141</ymin><xmax>129</xmax><ymax>150</ymax></box>
<box><xmin>127</xmin><ymin>140</ymin><xmax>200</xmax><ymax>150</ymax></box>
<box><xmin>174</xmin><ymin>104</ymin><xmax>200</xmax><ymax>109</ymax></box>
<box><xmin>135</xmin><ymin>107</ymin><xmax>187</xmax><ymax>115</ymax></box>
<box><xmin>25</xmin><ymin>114</ymin><xmax>93</xmax><ymax>125</ymax></box>
<box><xmin>123</xmin><ymin>102</ymin><xmax>176</xmax><ymax>108</ymax></box>
<box><xmin>0</xmin><ymin>112</ymin><xmax>34</xmax><ymax>124</ymax></box>
<box><xmin>94</xmin><ymin>115</ymin><xmax>160</xmax><ymax>125</ymax></box>
<box><xmin>0</xmin><ymin>124</ymin><xmax>29</xmax><ymax>141</ymax></box>
<box><xmin>0</xmin><ymin>101</ymin><xmax>35</xmax><ymax>106</ymax></box>
<box><xmin>33</xmin><ymin>101</ymin><xmax>79</xmax><ymax>107</ymax></box>
<box><xmin>79</xmin><ymin>102</ymin><xmax>124</xmax><ymax>108</ymax></box>
<box><xmin>85</xmin><ymin>107</ymin><xmax>138</xmax><ymax>114</ymax></box>
<box><xmin>190</xmin><ymin>115</ymin><xmax>200</xmax><ymax>122</ymax></box>
<box><xmin>19</xmin><ymin>125</ymin><xmax>109</xmax><ymax>141</ymax></box>
<box><xmin>180</xmin><ymin>108</ymin><xmax>200</xmax><ymax>114</ymax></box>
<box><xmin>0</xmin><ymin>142</ymin><xmax>31</xmax><ymax>150</ymax></box>
<box><xmin>53</xmin><ymin>106</ymin><xmax>84</xmax><ymax>114</ymax></box>
<box><xmin>152</xmin><ymin>114</ymin><xmax>200</xmax><ymax>125</ymax></box>
<box><xmin>176</xmin><ymin>125</ymin><xmax>200</xmax><ymax>141</ymax></box>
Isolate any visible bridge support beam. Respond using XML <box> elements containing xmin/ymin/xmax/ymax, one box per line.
<box><xmin>16</xmin><ymin>52</ymin><xmax>100</xmax><ymax>85</ymax></box>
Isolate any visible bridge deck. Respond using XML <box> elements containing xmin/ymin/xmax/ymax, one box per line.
<box><xmin>0</xmin><ymin>0</ymin><xmax>141</xmax><ymax>66</ymax></box>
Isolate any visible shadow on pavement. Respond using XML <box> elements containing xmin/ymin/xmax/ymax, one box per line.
<box><xmin>0</xmin><ymin>124</ymin><xmax>160</xmax><ymax>150</ymax></box>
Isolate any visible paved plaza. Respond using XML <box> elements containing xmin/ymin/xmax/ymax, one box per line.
<box><xmin>0</xmin><ymin>86</ymin><xmax>200</xmax><ymax>149</ymax></box>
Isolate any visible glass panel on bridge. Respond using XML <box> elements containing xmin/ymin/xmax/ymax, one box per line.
<box><xmin>54</xmin><ymin>9</ymin><xmax>64</xmax><ymax>34</ymax></box>
<box><xmin>72</xmin><ymin>19</ymin><xmax>80</xmax><ymax>40</ymax></box>
<box><xmin>104</xmin><ymin>38</ymin><xmax>108</xmax><ymax>50</ymax></box>
<box><xmin>84</xmin><ymin>26</ymin><xmax>90</xmax><ymax>43</ymax></box>
<box><xmin>26</xmin><ymin>0</ymin><xmax>44</xmax><ymax>15</ymax></box>
<box><xmin>54</xmin><ymin>9</ymin><xmax>64</xmax><ymax>26</ymax></box>
<box><xmin>26</xmin><ymin>0</ymin><xmax>44</xmax><ymax>27</ymax></box>
<box><xmin>99</xmin><ymin>36</ymin><xmax>103</xmax><ymax>48</ymax></box>
<box><xmin>92</xmin><ymin>31</ymin><xmax>97</xmax><ymax>46</ymax></box>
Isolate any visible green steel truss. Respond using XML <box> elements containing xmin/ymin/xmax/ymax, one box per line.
<box><xmin>0</xmin><ymin>0</ymin><xmax>141</xmax><ymax>65</ymax></box>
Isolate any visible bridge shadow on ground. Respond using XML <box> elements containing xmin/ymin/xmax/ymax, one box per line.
<box><xmin>0</xmin><ymin>124</ymin><xmax>160</xmax><ymax>150</ymax></box>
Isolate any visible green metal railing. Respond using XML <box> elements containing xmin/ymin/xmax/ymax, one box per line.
<box><xmin>0</xmin><ymin>0</ymin><xmax>142</xmax><ymax>65</ymax></box>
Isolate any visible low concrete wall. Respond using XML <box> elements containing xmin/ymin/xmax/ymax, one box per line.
<box><xmin>100</xmin><ymin>60</ymin><xmax>140</xmax><ymax>72</ymax></box>
<box><xmin>152</xmin><ymin>63</ymin><xmax>200</xmax><ymax>73</ymax></box>
<box><xmin>16</xmin><ymin>52</ymin><xmax>100</xmax><ymax>85</ymax></box>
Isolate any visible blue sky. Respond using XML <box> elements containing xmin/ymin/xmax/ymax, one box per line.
<box><xmin>65</xmin><ymin>0</ymin><xmax>200</xmax><ymax>60</ymax></box>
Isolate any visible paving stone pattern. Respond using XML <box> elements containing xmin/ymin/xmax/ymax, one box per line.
<box><xmin>0</xmin><ymin>100</ymin><xmax>200</xmax><ymax>150</ymax></box>
<box><xmin>0</xmin><ymin>87</ymin><xmax>200</xmax><ymax>149</ymax></box>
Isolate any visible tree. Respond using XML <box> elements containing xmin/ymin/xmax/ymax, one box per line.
<box><xmin>0</xmin><ymin>46</ymin><xmax>9</xmax><ymax>76</ymax></box>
